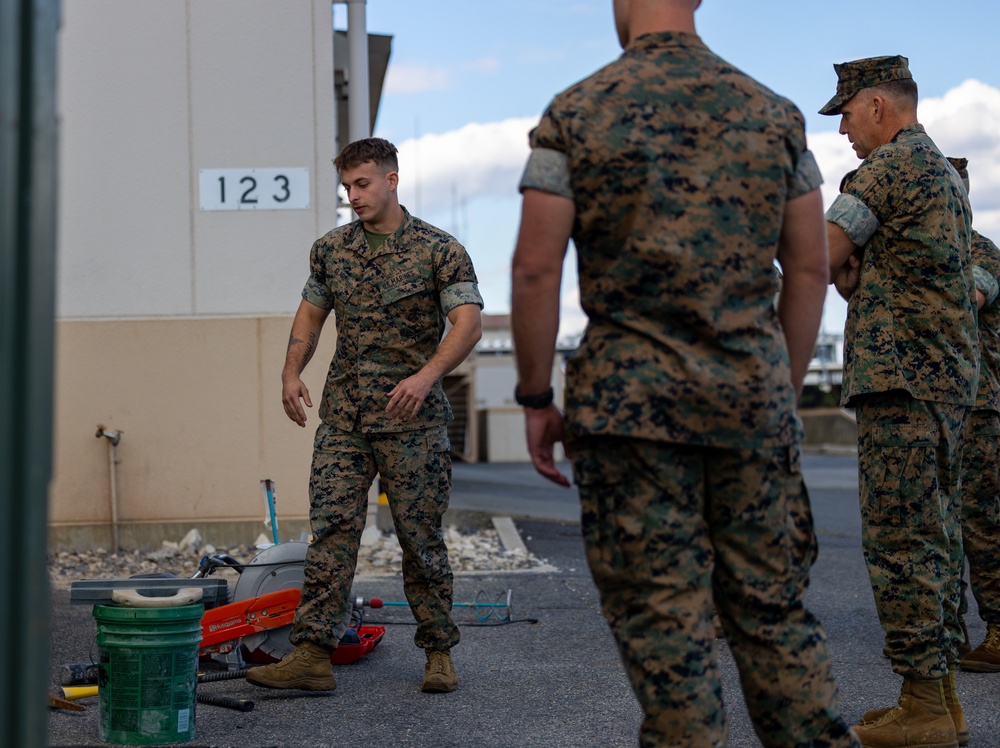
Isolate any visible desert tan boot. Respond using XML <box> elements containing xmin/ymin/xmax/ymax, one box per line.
<box><xmin>246</xmin><ymin>641</ymin><xmax>337</xmax><ymax>690</ymax></box>
<box><xmin>421</xmin><ymin>649</ymin><xmax>458</xmax><ymax>693</ymax></box>
<box><xmin>861</xmin><ymin>671</ymin><xmax>967</xmax><ymax>747</ymax></box>
<box><xmin>853</xmin><ymin>679</ymin><xmax>957</xmax><ymax>748</ymax></box>
<box><xmin>960</xmin><ymin>623</ymin><xmax>1000</xmax><ymax>673</ymax></box>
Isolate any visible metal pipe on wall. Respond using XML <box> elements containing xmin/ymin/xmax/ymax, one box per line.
<box><xmin>96</xmin><ymin>425</ymin><xmax>122</xmax><ymax>550</ymax></box>
<box><xmin>344</xmin><ymin>0</ymin><xmax>371</xmax><ymax>141</ymax></box>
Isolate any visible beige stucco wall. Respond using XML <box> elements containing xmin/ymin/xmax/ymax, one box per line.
<box><xmin>49</xmin><ymin>316</ymin><xmax>336</xmax><ymax>551</ymax></box>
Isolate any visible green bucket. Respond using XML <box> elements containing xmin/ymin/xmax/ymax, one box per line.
<box><xmin>93</xmin><ymin>602</ymin><xmax>204</xmax><ymax>745</ymax></box>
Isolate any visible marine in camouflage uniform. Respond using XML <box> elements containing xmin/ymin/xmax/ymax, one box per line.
<box><xmin>510</xmin><ymin>3</ymin><xmax>857</xmax><ymax>746</ymax></box>
<box><xmin>822</xmin><ymin>57</ymin><xmax>978</xmax><ymax>746</ymax></box>
<box><xmin>823</xmin><ymin>57</ymin><xmax>978</xmax><ymax>680</ymax></box>
<box><xmin>947</xmin><ymin>158</ymin><xmax>1000</xmax><ymax>673</ymax></box>
<box><xmin>291</xmin><ymin>206</ymin><xmax>482</xmax><ymax>654</ymax></box>
<box><xmin>248</xmin><ymin>138</ymin><xmax>482</xmax><ymax>694</ymax></box>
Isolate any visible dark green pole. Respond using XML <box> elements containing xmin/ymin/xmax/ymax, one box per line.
<box><xmin>0</xmin><ymin>0</ymin><xmax>60</xmax><ymax>745</ymax></box>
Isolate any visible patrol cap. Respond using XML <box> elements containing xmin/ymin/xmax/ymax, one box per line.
<box><xmin>819</xmin><ymin>55</ymin><xmax>912</xmax><ymax>115</ymax></box>
<box><xmin>947</xmin><ymin>156</ymin><xmax>970</xmax><ymax>193</ymax></box>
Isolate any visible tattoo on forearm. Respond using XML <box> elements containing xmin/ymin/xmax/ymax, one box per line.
<box><xmin>287</xmin><ymin>332</ymin><xmax>318</xmax><ymax>366</ymax></box>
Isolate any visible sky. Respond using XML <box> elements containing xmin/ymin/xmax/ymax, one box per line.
<box><xmin>338</xmin><ymin>0</ymin><xmax>1000</xmax><ymax>340</ymax></box>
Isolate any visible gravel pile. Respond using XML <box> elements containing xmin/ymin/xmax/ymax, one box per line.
<box><xmin>48</xmin><ymin>526</ymin><xmax>549</xmax><ymax>590</ymax></box>
<box><xmin>361</xmin><ymin>526</ymin><xmax>551</xmax><ymax>574</ymax></box>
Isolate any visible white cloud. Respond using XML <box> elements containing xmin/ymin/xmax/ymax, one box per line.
<box><xmin>395</xmin><ymin>116</ymin><xmax>537</xmax><ymax>216</ymax></box>
<box><xmin>394</xmin><ymin>79</ymin><xmax>1000</xmax><ymax>339</ymax></box>
<box><xmin>383</xmin><ymin>63</ymin><xmax>451</xmax><ymax>95</ymax></box>
<box><xmin>383</xmin><ymin>58</ymin><xmax>501</xmax><ymax>96</ymax></box>
<box><xmin>401</xmin><ymin>79</ymin><xmax>1000</xmax><ymax>236</ymax></box>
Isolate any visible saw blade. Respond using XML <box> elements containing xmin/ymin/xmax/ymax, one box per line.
<box><xmin>232</xmin><ymin>542</ymin><xmax>308</xmax><ymax>661</ymax></box>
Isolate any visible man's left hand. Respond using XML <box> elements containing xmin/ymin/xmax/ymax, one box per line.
<box><xmin>833</xmin><ymin>252</ymin><xmax>862</xmax><ymax>300</ymax></box>
<box><xmin>386</xmin><ymin>373</ymin><xmax>434</xmax><ymax>420</ymax></box>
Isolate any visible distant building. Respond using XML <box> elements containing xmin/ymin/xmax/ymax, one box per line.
<box><xmin>474</xmin><ymin>313</ymin><xmax>845</xmax><ymax>458</ymax></box>
<box><xmin>474</xmin><ymin>314</ymin><xmax>575</xmax><ymax>462</ymax></box>
<box><xmin>801</xmin><ymin>332</ymin><xmax>844</xmax><ymax>407</ymax></box>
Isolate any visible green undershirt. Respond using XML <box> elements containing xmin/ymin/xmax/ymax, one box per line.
<box><xmin>364</xmin><ymin>228</ymin><xmax>391</xmax><ymax>252</ymax></box>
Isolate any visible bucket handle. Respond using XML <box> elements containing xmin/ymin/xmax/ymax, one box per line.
<box><xmin>111</xmin><ymin>587</ymin><xmax>205</xmax><ymax>608</ymax></box>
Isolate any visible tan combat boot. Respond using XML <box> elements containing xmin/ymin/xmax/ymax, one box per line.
<box><xmin>861</xmin><ymin>671</ymin><xmax>967</xmax><ymax>746</ymax></box>
<box><xmin>421</xmin><ymin>649</ymin><xmax>458</xmax><ymax>693</ymax></box>
<box><xmin>853</xmin><ymin>679</ymin><xmax>957</xmax><ymax>748</ymax></box>
<box><xmin>245</xmin><ymin>641</ymin><xmax>337</xmax><ymax>690</ymax></box>
<box><xmin>960</xmin><ymin>623</ymin><xmax>1000</xmax><ymax>673</ymax></box>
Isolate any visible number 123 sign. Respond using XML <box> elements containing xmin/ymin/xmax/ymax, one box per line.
<box><xmin>199</xmin><ymin>168</ymin><xmax>310</xmax><ymax>210</ymax></box>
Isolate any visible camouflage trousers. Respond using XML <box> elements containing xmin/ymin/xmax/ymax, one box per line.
<box><xmin>571</xmin><ymin>435</ymin><xmax>857</xmax><ymax>748</ymax></box>
<box><xmin>958</xmin><ymin>409</ymin><xmax>1000</xmax><ymax>625</ymax></box>
<box><xmin>855</xmin><ymin>392</ymin><xmax>967</xmax><ymax>677</ymax></box>
<box><xmin>289</xmin><ymin>422</ymin><xmax>460</xmax><ymax>651</ymax></box>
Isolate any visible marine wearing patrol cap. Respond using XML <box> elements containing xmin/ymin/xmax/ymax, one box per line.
<box><xmin>819</xmin><ymin>54</ymin><xmax>912</xmax><ymax>115</ymax></box>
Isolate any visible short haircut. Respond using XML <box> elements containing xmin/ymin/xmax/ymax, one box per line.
<box><xmin>334</xmin><ymin>137</ymin><xmax>399</xmax><ymax>175</ymax></box>
<box><xmin>871</xmin><ymin>77</ymin><xmax>918</xmax><ymax>109</ymax></box>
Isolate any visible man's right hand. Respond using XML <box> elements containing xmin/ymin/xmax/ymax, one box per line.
<box><xmin>282</xmin><ymin>377</ymin><xmax>313</xmax><ymax>427</ymax></box>
<box><xmin>524</xmin><ymin>406</ymin><xmax>571</xmax><ymax>487</ymax></box>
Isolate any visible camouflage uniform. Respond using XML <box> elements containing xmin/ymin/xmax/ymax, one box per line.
<box><xmin>826</xmin><ymin>125</ymin><xmax>978</xmax><ymax>678</ymax></box>
<box><xmin>289</xmin><ymin>208</ymin><xmax>482</xmax><ymax>652</ymax></box>
<box><xmin>520</xmin><ymin>31</ymin><xmax>856</xmax><ymax>748</ymax></box>
<box><xmin>959</xmin><ymin>228</ymin><xmax>1000</xmax><ymax>628</ymax></box>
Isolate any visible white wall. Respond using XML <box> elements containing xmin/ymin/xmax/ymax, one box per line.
<box><xmin>57</xmin><ymin>0</ymin><xmax>338</xmax><ymax>319</ymax></box>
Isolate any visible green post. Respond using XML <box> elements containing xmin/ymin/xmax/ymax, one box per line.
<box><xmin>0</xmin><ymin>0</ymin><xmax>60</xmax><ymax>746</ymax></box>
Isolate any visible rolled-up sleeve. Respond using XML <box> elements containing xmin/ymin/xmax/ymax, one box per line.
<box><xmin>826</xmin><ymin>192</ymin><xmax>880</xmax><ymax>247</ymax></box>
<box><xmin>302</xmin><ymin>276</ymin><xmax>334</xmax><ymax>309</ymax></box>
<box><xmin>519</xmin><ymin>147</ymin><xmax>574</xmax><ymax>200</ymax></box>
<box><xmin>440</xmin><ymin>281</ymin><xmax>484</xmax><ymax>313</ymax></box>
<box><xmin>789</xmin><ymin>150</ymin><xmax>823</xmax><ymax>200</ymax></box>
<box><xmin>973</xmin><ymin>265</ymin><xmax>1000</xmax><ymax>307</ymax></box>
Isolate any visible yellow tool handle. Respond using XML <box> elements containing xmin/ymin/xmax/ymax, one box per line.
<box><xmin>59</xmin><ymin>685</ymin><xmax>98</xmax><ymax>701</ymax></box>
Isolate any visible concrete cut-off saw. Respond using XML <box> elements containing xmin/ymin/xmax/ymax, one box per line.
<box><xmin>200</xmin><ymin>542</ymin><xmax>384</xmax><ymax>669</ymax></box>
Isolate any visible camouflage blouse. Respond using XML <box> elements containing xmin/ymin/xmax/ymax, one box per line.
<box><xmin>521</xmin><ymin>31</ymin><xmax>821</xmax><ymax>447</ymax></box>
<box><xmin>302</xmin><ymin>208</ymin><xmax>483</xmax><ymax>433</ymax></box>
<box><xmin>826</xmin><ymin>125</ymin><xmax>978</xmax><ymax>407</ymax></box>
<box><xmin>972</xmin><ymin>230</ymin><xmax>1000</xmax><ymax>412</ymax></box>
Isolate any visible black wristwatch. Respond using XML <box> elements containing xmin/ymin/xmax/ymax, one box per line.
<box><xmin>514</xmin><ymin>385</ymin><xmax>554</xmax><ymax>409</ymax></box>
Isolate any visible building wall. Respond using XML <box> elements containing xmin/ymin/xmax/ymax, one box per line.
<box><xmin>50</xmin><ymin>0</ymin><xmax>339</xmax><ymax>550</ymax></box>
<box><xmin>50</xmin><ymin>316</ymin><xmax>334</xmax><ymax>550</ymax></box>
<box><xmin>57</xmin><ymin>0</ymin><xmax>338</xmax><ymax>319</ymax></box>
<box><xmin>475</xmin><ymin>354</ymin><xmax>566</xmax><ymax>463</ymax></box>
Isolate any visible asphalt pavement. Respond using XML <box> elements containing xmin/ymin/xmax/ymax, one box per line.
<box><xmin>47</xmin><ymin>454</ymin><xmax>999</xmax><ymax>747</ymax></box>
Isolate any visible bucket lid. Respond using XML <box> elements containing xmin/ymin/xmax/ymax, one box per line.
<box><xmin>93</xmin><ymin>602</ymin><xmax>204</xmax><ymax>622</ymax></box>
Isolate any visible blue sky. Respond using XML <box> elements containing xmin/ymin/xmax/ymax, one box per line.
<box><xmin>339</xmin><ymin>1</ymin><xmax>1000</xmax><ymax>338</ymax></box>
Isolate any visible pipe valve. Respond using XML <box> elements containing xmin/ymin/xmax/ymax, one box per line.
<box><xmin>95</xmin><ymin>424</ymin><xmax>122</xmax><ymax>446</ymax></box>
